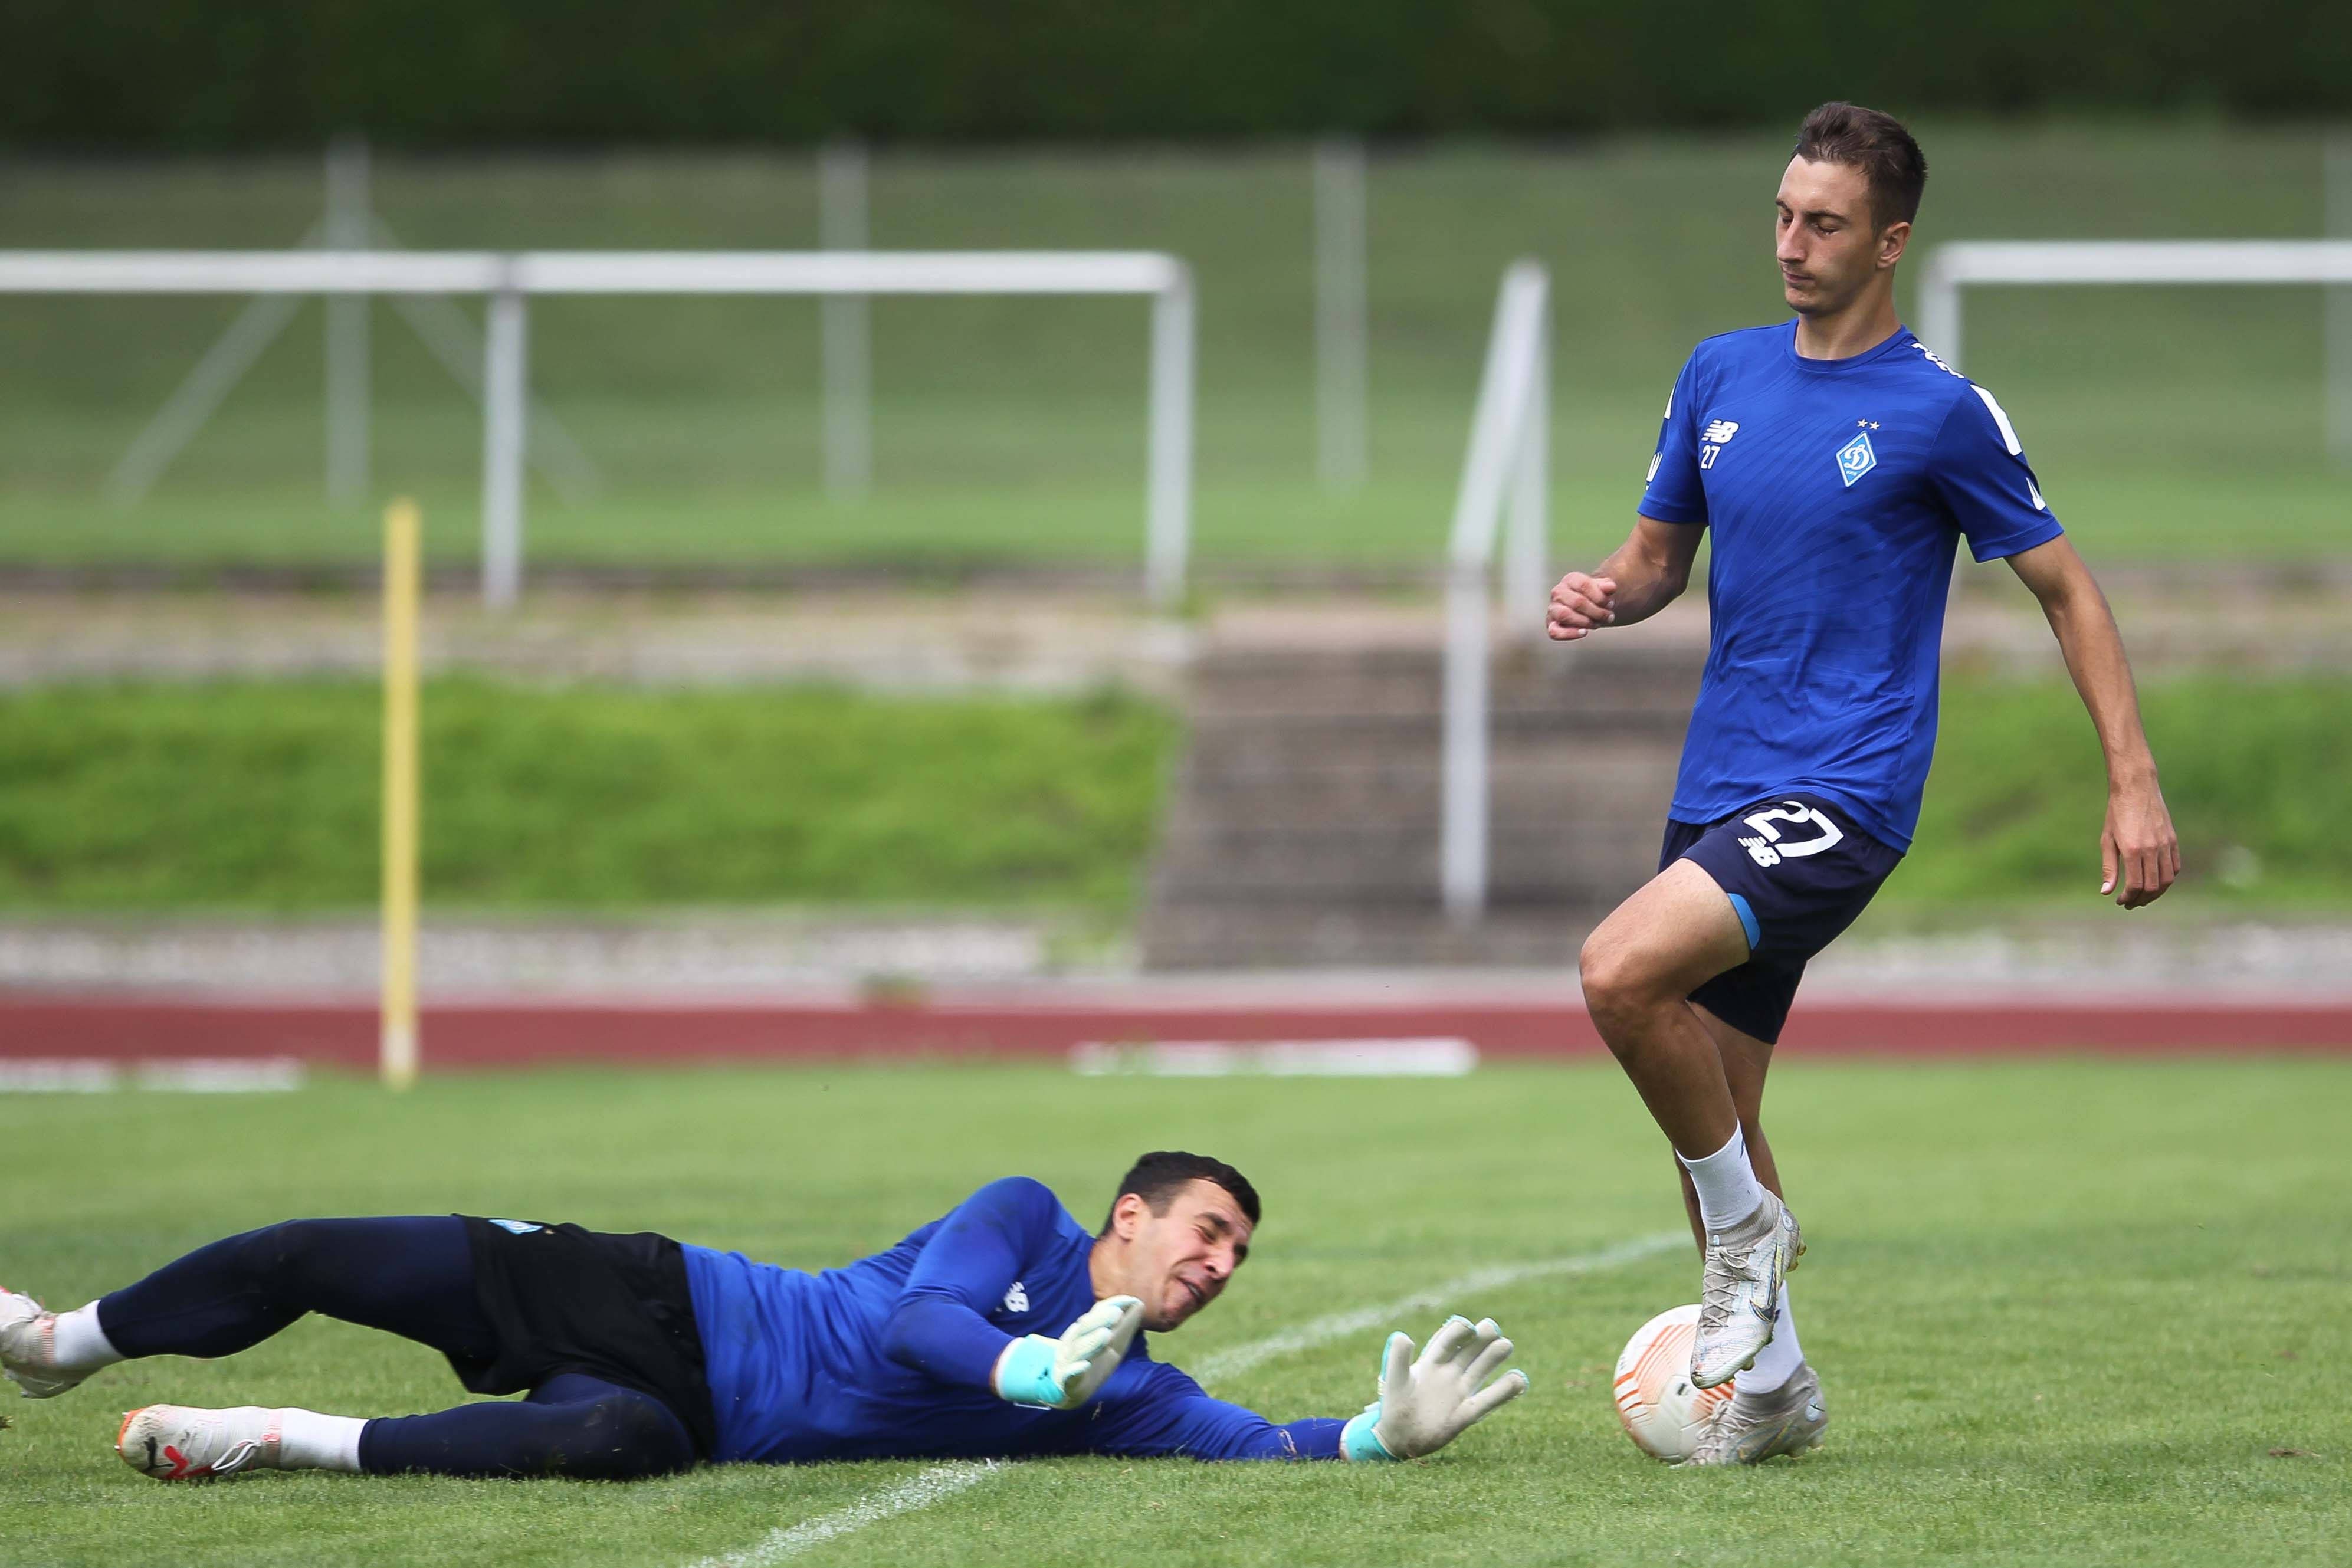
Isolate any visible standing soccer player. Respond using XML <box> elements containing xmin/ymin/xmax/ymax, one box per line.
<box><xmin>1547</xmin><ymin>103</ymin><xmax>2179</xmax><ymax>1465</ymax></box>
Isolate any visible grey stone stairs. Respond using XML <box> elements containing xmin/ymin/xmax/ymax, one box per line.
<box><xmin>1140</xmin><ymin>629</ymin><xmax>1706</xmax><ymax>968</ymax></box>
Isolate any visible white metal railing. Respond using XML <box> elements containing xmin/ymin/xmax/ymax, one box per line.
<box><xmin>1440</xmin><ymin>261</ymin><xmax>1550</xmax><ymax>921</ymax></box>
<box><xmin>0</xmin><ymin>248</ymin><xmax>1198</xmax><ymax>608</ymax></box>
<box><xmin>1917</xmin><ymin>239</ymin><xmax>2352</xmax><ymax>464</ymax></box>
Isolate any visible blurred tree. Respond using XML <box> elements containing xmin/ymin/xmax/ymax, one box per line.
<box><xmin>4</xmin><ymin>0</ymin><xmax>2344</xmax><ymax>149</ymax></box>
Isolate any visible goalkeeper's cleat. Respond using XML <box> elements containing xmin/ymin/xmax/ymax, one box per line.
<box><xmin>0</xmin><ymin>1288</ymin><xmax>84</xmax><ymax>1400</ymax></box>
<box><xmin>1682</xmin><ymin>1361</ymin><xmax>1827</xmax><ymax>1466</ymax></box>
<box><xmin>1689</xmin><ymin>1192</ymin><xmax>1803</xmax><ymax>1390</ymax></box>
<box><xmin>117</xmin><ymin>1405</ymin><xmax>284</xmax><ymax>1482</ymax></box>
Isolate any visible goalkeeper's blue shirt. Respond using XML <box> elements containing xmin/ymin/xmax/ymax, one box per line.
<box><xmin>1637</xmin><ymin>322</ymin><xmax>2063</xmax><ymax>851</ymax></box>
<box><xmin>681</xmin><ymin>1177</ymin><xmax>1348</xmax><ymax>1464</ymax></box>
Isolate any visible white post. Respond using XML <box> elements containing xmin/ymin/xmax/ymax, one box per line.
<box><xmin>2328</xmin><ymin>128</ymin><xmax>2352</xmax><ymax>468</ymax></box>
<box><xmin>1438</xmin><ymin>261</ymin><xmax>1549</xmax><ymax>919</ymax></box>
<box><xmin>369</xmin><ymin>214</ymin><xmax>604</xmax><ymax>504</ymax></box>
<box><xmin>1502</xmin><ymin>288</ymin><xmax>1549</xmax><ymax>641</ymax></box>
<box><xmin>1918</xmin><ymin>249</ymin><xmax>1963</xmax><ymax>372</ymax></box>
<box><xmin>820</xmin><ymin>137</ymin><xmax>872</xmax><ymax>500</ymax></box>
<box><xmin>1146</xmin><ymin>270</ymin><xmax>1196</xmax><ymax>610</ymax></box>
<box><xmin>1439</xmin><ymin>563</ymin><xmax>1490</xmax><ymax>922</ymax></box>
<box><xmin>1314</xmin><ymin>135</ymin><xmax>1369</xmax><ymax>490</ymax></box>
<box><xmin>481</xmin><ymin>283</ymin><xmax>528</xmax><ymax>608</ymax></box>
<box><xmin>326</xmin><ymin>133</ymin><xmax>371</xmax><ymax>504</ymax></box>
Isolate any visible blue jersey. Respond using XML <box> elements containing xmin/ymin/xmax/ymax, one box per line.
<box><xmin>682</xmin><ymin>1176</ymin><xmax>1346</xmax><ymax>1464</ymax></box>
<box><xmin>1637</xmin><ymin>322</ymin><xmax>2062</xmax><ymax>850</ymax></box>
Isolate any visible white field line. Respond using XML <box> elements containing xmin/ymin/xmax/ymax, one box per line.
<box><xmin>1189</xmin><ymin>1229</ymin><xmax>1686</xmax><ymax>1385</ymax></box>
<box><xmin>683</xmin><ymin>1461</ymin><xmax>1002</xmax><ymax>1568</ymax></box>
<box><xmin>684</xmin><ymin>1230</ymin><xmax>1682</xmax><ymax>1567</ymax></box>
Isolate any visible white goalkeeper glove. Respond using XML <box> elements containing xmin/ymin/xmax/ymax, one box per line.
<box><xmin>1340</xmin><ymin>1315</ymin><xmax>1529</xmax><ymax>1461</ymax></box>
<box><xmin>992</xmin><ymin>1295</ymin><xmax>1144</xmax><ymax>1410</ymax></box>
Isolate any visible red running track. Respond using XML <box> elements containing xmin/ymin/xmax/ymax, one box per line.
<box><xmin>2</xmin><ymin>992</ymin><xmax>2349</xmax><ymax>1067</ymax></box>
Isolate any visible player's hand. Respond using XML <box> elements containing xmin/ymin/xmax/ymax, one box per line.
<box><xmin>1340</xmin><ymin>1316</ymin><xmax>1529</xmax><ymax>1461</ymax></box>
<box><xmin>2101</xmin><ymin>776</ymin><xmax>2180</xmax><ymax>909</ymax></box>
<box><xmin>1547</xmin><ymin>572</ymin><xmax>1616</xmax><ymax>641</ymax></box>
<box><xmin>992</xmin><ymin>1295</ymin><xmax>1144</xmax><ymax>1410</ymax></box>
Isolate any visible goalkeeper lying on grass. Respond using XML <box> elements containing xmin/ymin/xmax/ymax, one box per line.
<box><xmin>2</xmin><ymin>1150</ymin><xmax>1526</xmax><ymax>1481</ymax></box>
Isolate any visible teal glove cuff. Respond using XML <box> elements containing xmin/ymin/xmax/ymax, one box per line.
<box><xmin>1340</xmin><ymin>1402</ymin><xmax>1398</xmax><ymax>1462</ymax></box>
<box><xmin>994</xmin><ymin>1336</ymin><xmax>1064</xmax><ymax>1408</ymax></box>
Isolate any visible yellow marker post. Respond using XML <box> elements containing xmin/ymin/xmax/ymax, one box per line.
<box><xmin>381</xmin><ymin>499</ymin><xmax>421</xmax><ymax>1090</ymax></box>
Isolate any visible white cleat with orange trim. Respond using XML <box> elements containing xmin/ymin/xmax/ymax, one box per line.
<box><xmin>0</xmin><ymin>1288</ymin><xmax>84</xmax><ymax>1400</ymax></box>
<box><xmin>117</xmin><ymin>1405</ymin><xmax>286</xmax><ymax>1481</ymax></box>
<box><xmin>1683</xmin><ymin>1361</ymin><xmax>1828</xmax><ymax>1465</ymax></box>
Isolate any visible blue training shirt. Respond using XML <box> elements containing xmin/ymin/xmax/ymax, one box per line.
<box><xmin>1636</xmin><ymin>321</ymin><xmax>2062</xmax><ymax>850</ymax></box>
<box><xmin>682</xmin><ymin>1176</ymin><xmax>1347</xmax><ymax>1464</ymax></box>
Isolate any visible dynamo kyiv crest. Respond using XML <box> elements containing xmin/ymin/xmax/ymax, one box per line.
<box><xmin>1835</xmin><ymin>431</ymin><xmax>1877</xmax><ymax>487</ymax></box>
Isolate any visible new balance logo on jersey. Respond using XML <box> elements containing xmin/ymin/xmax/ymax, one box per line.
<box><xmin>1698</xmin><ymin>419</ymin><xmax>1738</xmax><ymax>470</ymax></box>
<box><xmin>1736</xmin><ymin>801</ymin><xmax>1845</xmax><ymax>868</ymax></box>
<box><xmin>1835</xmin><ymin>431</ymin><xmax>1877</xmax><ymax>487</ymax></box>
<box><xmin>1002</xmin><ymin>1282</ymin><xmax>1029</xmax><ymax>1314</ymax></box>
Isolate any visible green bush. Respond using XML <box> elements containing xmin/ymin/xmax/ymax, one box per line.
<box><xmin>0</xmin><ymin>679</ymin><xmax>1180</xmax><ymax>913</ymax></box>
<box><xmin>2</xmin><ymin>672</ymin><xmax>2344</xmax><ymax>916</ymax></box>
<box><xmin>1900</xmin><ymin>673</ymin><xmax>2352</xmax><ymax>906</ymax></box>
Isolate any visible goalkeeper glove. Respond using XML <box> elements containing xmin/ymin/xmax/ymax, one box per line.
<box><xmin>992</xmin><ymin>1295</ymin><xmax>1144</xmax><ymax>1410</ymax></box>
<box><xmin>1340</xmin><ymin>1315</ymin><xmax>1528</xmax><ymax>1461</ymax></box>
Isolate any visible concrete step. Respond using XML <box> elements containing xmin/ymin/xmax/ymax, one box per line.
<box><xmin>1141</xmin><ymin>635</ymin><xmax>1707</xmax><ymax>969</ymax></box>
<box><xmin>1149</xmin><ymin>842</ymin><xmax>1656</xmax><ymax>903</ymax></box>
<box><xmin>1180</xmin><ymin>714</ymin><xmax>1691</xmax><ymax>775</ymax></box>
<box><xmin>1170</xmin><ymin>750</ymin><xmax>1681</xmax><ymax>810</ymax></box>
<box><xmin>1188</xmin><ymin>642</ymin><xmax>1702</xmax><ymax>712</ymax></box>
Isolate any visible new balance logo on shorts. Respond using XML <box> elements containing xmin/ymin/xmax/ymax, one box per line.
<box><xmin>1736</xmin><ymin>801</ymin><xmax>1845</xmax><ymax>868</ymax></box>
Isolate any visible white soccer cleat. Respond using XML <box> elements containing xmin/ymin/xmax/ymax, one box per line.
<box><xmin>1682</xmin><ymin>1361</ymin><xmax>1828</xmax><ymax>1466</ymax></box>
<box><xmin>117</xmin><ymin>1404</ymin><xmax>284</xmax><ymax>1481</ymax></box>
<box><xmin>0</xmin><ymin>1288</ymin><xmax>85</xmax><ymax>1400</ymax></box>
<box><xmin>1689</xmin><ymin>1192</ymin><xmax>1803</xmax><ymax>1390</ymax></box>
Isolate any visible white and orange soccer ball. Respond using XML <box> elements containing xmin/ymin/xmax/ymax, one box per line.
<box><xmin>1612</xmin><ymin>1304</ymin><xmax>1733</xmax><ymax>1462</ymax></box>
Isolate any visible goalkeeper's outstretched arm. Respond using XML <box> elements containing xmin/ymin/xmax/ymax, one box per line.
<box><xmin>1090</xmin><ymin>1315</ymin><xmax>1529</xmax><ymax>1462</ymax></box>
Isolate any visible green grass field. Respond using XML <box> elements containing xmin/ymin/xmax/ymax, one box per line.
<box><xmin>2</xmin><ymin>123</ymin><xmax>2346</xmax><ymax>576</ymax></box>
<box><xmin>2</xmin><ymin>1059</ymin><xmax>2347</xmax><ymax>1566</ymax></box>
<box><xmin>3</xmin><ymin>670</ymin><xmax>2347</xmax><ymax>916</ymax></box>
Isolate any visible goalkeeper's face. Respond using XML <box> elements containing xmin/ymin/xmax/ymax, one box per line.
<box><xmin>1107</xmin><ymin>1179</ymin><xmax>1255</xmax><ymax>1332</ymax></box>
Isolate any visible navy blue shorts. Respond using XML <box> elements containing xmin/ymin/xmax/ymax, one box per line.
<box><xmin>1658</xmin><ymin>793</ymin><xmax>1902</xmax><ymax>1046</ymax></box>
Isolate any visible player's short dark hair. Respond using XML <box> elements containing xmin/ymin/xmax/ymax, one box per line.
<box><xmin>1103</xmin><ymin>1150</ymin><xmax>1261</xmax><ymax>1234</ymax></box>
<box><xmin>1793</xmin><ymin>102</ymin><xmax>1927</xmax><ymax>230</ymax></box>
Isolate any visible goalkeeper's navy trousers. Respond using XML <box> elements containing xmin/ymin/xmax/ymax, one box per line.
<box><xmin>97</xmin><ymin>1216</ymin><xmax>696</xmax><ymax>1480</ymax></box>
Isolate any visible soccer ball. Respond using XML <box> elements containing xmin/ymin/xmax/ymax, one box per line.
<box><xmin>1612</xmin><ymin>1304</ymin><xmax>1732</xmax><ymax>1462</ymax></box>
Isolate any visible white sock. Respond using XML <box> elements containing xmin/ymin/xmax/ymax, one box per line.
<box><xmin>1677</xmin><ymin>1125</ymin><xmax>1766</xmax><ymax>1234</ymax></box>
<box><xmin>1734</xmin><ymin>1287</ymin><xmax>1805</xmax><ymax>1394</ymax></box>
<box><xmin>274</xmin><ymin>1408</ymin><xmax>366</xmax><ymax>1473</ymax></box>
<box><xmin>48</xmin><ymin>1303</ymin><xmax>124</xmax><ymax>1372</ymax></box>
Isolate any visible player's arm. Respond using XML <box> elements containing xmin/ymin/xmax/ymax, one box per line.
<box><xmin>2004</xmin><ymin>535</ymin><xmax>2180</xmax><ymax>908</ymax></box>
<box><xmin>1547</xmin><ymin>517</ymin><xmax>1704</xmax><ymax>641</ymax></box>
<box><xmin>879</xmin><ymin>1176</ymin><xmax>1142</xmax><ymax>1410</ymax></box>
<box><xmin>1087</xmin><ymin>1316</ymin><xmax>1528</xmax><ymax>1463</ymax></box>
<box><xmin>1553</xmin><ymin>350</ymin><xmax>1710</xmax><ymax>641</ymax></box>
